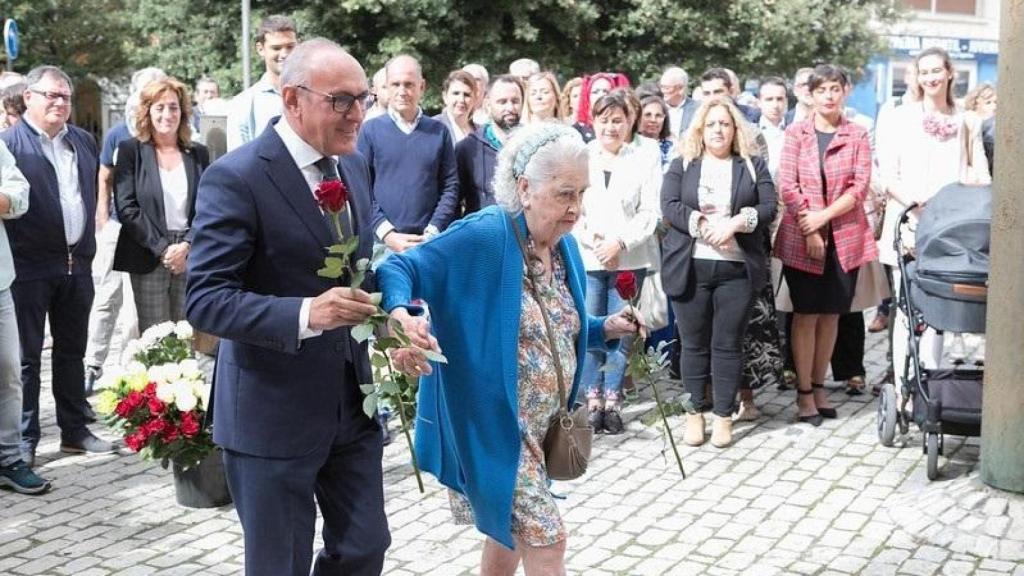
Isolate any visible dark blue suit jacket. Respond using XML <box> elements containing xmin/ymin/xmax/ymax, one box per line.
<box><xmin>185</xmin><ymin>120</ymin><xmax>375</xmax><ymax>458</ymax></box>
<box><xmin>1</xmin><ymin>120</ymin><xmax>98</xmax><ymax>281</ymax></box>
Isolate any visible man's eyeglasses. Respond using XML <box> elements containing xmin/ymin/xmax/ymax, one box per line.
<box><xmin>29</xmin><ymin>89</ymin><xmax>72</xmax><ymax>103</ymax></box>
<box><xmin>297</xmin><ymin>85</ymin><xmax>369</xmax><ymax>114</ymax></box>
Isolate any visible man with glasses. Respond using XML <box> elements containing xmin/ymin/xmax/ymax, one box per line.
<box><xmin>186</xmin><ymin>39</ymin><xmax>389</xmax><ymax>575</ymax></box>
<box><xmin>357</xmin><ymin>54</ymin><xmax>459</xmax><ymax>257</ymax></box>
<box><xmin>785</xmin><ymin>67</ymin><xmax>815</xmax><ymax>126</ymax></box>
<box><xmin>1</xmin><ymin>65</ymin><xmax>115</xmax><ymax>471</ymax></box>
<box><xmin>659</xmin><ymin>66</ymin><xmax>698</xmax><ymax>136</ymax></box>
<box><xmin>226</xmin><ymin>14</ymin><xmax>298</xmax><ymax>151</ymax></box>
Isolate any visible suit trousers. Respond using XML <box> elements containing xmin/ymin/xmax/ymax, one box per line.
<box><xmin>85</xmin><ymin>221</ymin><xmax>136</xmax><ymax>368</ymax></box>
<box><xmin>12</xmin><ymin>274</ymin><xmax>94</xmax><ymax>444</ymax></box>
<box><xmin>129</xmin><ymin>230</ymin><xmax>188</xmax><ymax>334</ymax></box>
<box><xmin>830</xmin><ymin>312</ymin><xmax>866</xmax><ymax>381</ymax></box>
<box><xmin>223</xmin><ymin>365</ymin><xmax>390</xmax><ymax>576</ymax></box>
<box><xmin>672</xmin><ymin>259</ymin><xmax>755</xmax><ymax>418</ymax></box>
<box><xmin>0</xmin><ymin>289</ymin><xmax>23</xmax><ymax>466</ymax></box>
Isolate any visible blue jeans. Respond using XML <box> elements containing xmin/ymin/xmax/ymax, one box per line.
<box><xmin>582</xmin><ymin>269</ymin><xmax>644</xmax><ymax>403</ymax></box>
<box><xmin>0</xmin><ymin>289</ymin><xmax>23</xmax><ymax>466</ymax></box>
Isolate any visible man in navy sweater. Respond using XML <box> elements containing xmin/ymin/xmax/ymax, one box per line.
<box><xmin>2</xmin><ymin>66</ymin><xmax>114</xmax><ymax>468</ymax></box>
<box><xmin>357</xmin><ymin>55</ymin><xmax>459</xmax><ymax>256</ymax></box>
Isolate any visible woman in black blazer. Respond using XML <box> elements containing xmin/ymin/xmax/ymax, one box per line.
<box><xmin>660</xmin><ymin>96</ymin><xmax>777</xmax><ymax>448</ymax></box>
<box><xmin>114</xmin><ymin>77</ymin><xmax>209</xmax><ymax>333</ymax></box>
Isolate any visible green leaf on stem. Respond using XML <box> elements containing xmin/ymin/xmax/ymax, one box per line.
<box><xmin>368</xmin><ymin>292</ymin><xmax>383</xmax><ymax>306</ymax></box>
<box><xmin>351</xmin><ymin>323</ymin><xmax>375</xmax><ymax>343</ymax></box>
<box><xmin>359</xmin><ymin>383</ymin><xmax>376</xmax><ymax>395</ymax></box>
<box><xmin>370</xmin><ymin>353</ymin><xmax>390</xmax><ymax>369</ymax></box>
<box><xmin>420</xmin><ymin>348</ymin><xmax>448</xmax><ymax>364</ymax></box>
<box><xmin>362</xmin><ymin>392</ymin><xmax>379</xmax><ymax>419</ymax></box>
<box><xmin>317</xmin><ymin>257</ymin><xmax>344</xmax><ymax>279</ymax></box>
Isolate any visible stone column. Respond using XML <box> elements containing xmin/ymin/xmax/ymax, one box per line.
<box><xmin>981</xmin><ymin>0</ymin><xmax>1024</xmax><ymax>493</ymax></box>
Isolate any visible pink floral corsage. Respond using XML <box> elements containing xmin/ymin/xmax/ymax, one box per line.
<box><xmin>922</xmin><ymin>113</ymin><xmax>958</xmax><ymax>141</ymax></box>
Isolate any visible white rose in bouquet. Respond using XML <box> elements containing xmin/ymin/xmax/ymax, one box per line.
<box><xmin>121</xmin><ymin>340</ymin><xmax>141</xmax><ymax>363</ymax></box>
<box><xmin>155</xmin><ymin>381</ymin><xmax>178</xmax><ymax>404</ymax></box>
<box><xmin>174</xmin><ymin>384</ymin><xmax>199</xmax><ymax>412</ymax></box>
<box><xmin>174</xmin><ymin>321</ymin><xmax>194</xmax><ymax>340</ymax></box>
<box><xmin>179</xmin><ymin>358</ymin><xmax>202</xmax><ymax>380</ymax></box>
<box><xmin>125</xmin><ymin>360</ymin><xmax>147</xmax><ymax>377</ymax></box>
<box><xmin>95</xmin><ymin>366</ymin><xmax>125</xmax><ymax>390</ymax></box>
<box><xmin>144</xmin><ymin>321</ymin><xmax>175</xmax><ymax>342</ymax></box>
<box><xmin>194</xmin><ymin>381</ymin><xmax>211</xmax><ymax>410</ymax></box>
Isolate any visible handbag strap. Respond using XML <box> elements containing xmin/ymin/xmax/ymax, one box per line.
<box><xmin>509</xmin><ymin>216</ymin><xmax>570</xmax><ymax>415</ymax></box>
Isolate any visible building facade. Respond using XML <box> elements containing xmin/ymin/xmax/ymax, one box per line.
<box><xmin>848</xmin><ymin>0</ymin><xmax>1000</xmax><ymax>119</ymax></box>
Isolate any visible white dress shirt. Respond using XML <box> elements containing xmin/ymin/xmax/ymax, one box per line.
<box><xmin>226</xmin><ymin>72</ymin><xmax>283</xmax><ymax>151</ymax></box>
<box><xmin>666</xmin><ymin>98</ymin><xmax>690</xmax><ymax>136</ymax></box>
<box><xmin>758</xmin><ymin>115</ymin><xmax>786</xmax><ymax>180</ymax></box>
<box><xmin>24</xmin><ymin>117</ymin><xmax>85</xmax><ymax>245</ymax></box>
<box><xmin>274</xmin><ymin>119</ymin><xmax>342</xmax><ymax>342</ymax></box>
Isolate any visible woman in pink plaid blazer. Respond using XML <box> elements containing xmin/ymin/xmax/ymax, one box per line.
<box><xmin>775</xmin><ymin>64</ymin><xmax>877</xmax><ymax>427</ymax></box>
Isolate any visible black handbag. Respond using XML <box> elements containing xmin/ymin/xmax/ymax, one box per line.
<box><xmin>510</xmin><ymin>217</ymin><xmax>593</xmax><ymax>481</ymax></box>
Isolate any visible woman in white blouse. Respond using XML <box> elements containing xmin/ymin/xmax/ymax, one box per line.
<box><xmin>877</xmin><ymin>47</ymin><xmax>985</xmax><ymax>376</ymax></box>
<box><xmin>113</xmin><ymin>77</ymin><xmax>209</xmax><ymax>333</ymax></box>
<box><xmin>573</xmin><ymin>90</ymin><xmax>662</xmax><ymax>435</ymax></box>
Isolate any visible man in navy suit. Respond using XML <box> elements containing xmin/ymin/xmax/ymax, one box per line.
<box><xmin>185</xmin><ymin>39</ymin><xmax>389</xmax><ymax>575</ymax></box>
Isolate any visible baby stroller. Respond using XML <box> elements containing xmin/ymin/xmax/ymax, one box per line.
<box><xmin>877</xmin><ymin>182</ymin><xmax>991</xmax><ymax>480</ymax></box>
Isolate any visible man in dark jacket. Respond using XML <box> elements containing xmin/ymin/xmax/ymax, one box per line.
<box><xmin>456</xmin><ymin>74</ymin><xmax>523</xmax><ymax>215</ymax></box>
<box><xmin>1</xmin><ymin>65</ymin><xmax>114</xmax><ymax>468</ymax></box>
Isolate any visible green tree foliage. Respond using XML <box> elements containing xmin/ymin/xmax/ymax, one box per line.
<box><xmin>3</xmin><ymin>0</ymin><xmax>902</xmax><ymax>94</ymax></box>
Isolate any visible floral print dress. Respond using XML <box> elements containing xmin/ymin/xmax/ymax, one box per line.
<box><xmin>449</xmin><ymin>249</ymin><xmax>580</xmax><ymax>547</ymax></box>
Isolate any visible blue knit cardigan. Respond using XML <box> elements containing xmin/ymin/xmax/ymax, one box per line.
<box><xmin>378</xmin><ymin>205</ymin><xmax>614</xmax><ymax>549</ymax></box>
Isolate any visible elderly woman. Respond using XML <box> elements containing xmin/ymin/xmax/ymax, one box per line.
<box><xmin>524</xmin><ymin>72</ymin><xmax>562</xmax><ymax>124</ymax></box>
<box><xmin>379</xmin><ymin>123</ymin><xmax>639</xmax><ymax>575</ymax></box>
<box><xmin>113</xmin><ymin>77</ymin><xmax>210</xmax><ymax>333</ymax></box>
<box><xmin>775</xmin><ymin>64</ymin><xmax>876</xmax><ymax>426</ymax></box>
<box><xmin>661</xmin><ymin>96</ymin><xmax>776</xmax><ymax>447</ymax></box>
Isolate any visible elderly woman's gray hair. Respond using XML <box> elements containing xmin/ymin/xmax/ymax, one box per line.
<box><xmin>492</xmin><ymin>123</ymin><xmax>587</xmax><ymax>214</ymax></box>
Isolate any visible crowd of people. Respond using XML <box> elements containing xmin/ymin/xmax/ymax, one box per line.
<box><xmin>0</xmin><ymin>11</ymin><xmax>999</xmax><ymax>576</ymax></box>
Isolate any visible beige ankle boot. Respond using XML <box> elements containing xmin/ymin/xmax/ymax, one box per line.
<box><xmin>684</xmin><ymin>413</ymin><xmax>705</xmax><ymax>446</ymax></box>
<box><xmin>711</xmin><ymin>416</ymin><xmax>733</xmax><ymax>448</ymax></box>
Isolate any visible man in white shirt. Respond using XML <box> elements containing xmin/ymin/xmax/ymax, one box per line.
<box><xmin>659</xmin><ymin>66</ymin><xmax>698</xmax><ymax>137</ymax></box>
<box><xmin>785</xmin><ymin>67</ymin><xmax>815</xmax><ymax>126</ymax></box>
<box><xmin>226</xmin><ymin>14</ymin><xmax>298</xmax><ymax>151</ymax></box>
<box><xmin>758</xmin><ymin>77</ymin><xmax>788</xmax><ymax>180</ymax></box>
<box><xmin>364</xmin><ymin>67</ymin><xmax>388</xmax><ymax>120</ymax></box>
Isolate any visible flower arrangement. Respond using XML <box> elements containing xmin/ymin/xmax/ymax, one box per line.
<box><xmin>922</xmin><ymin>112</ymin><xmax>959</xmax><ymax>142</ymax></box>
<box><xmin>95</xmin><ymin>321</ymin><xmax>214</xmax><ymax>470</ymax></box>
<box><xmin>315</xmin><ymin>179</ymin><xmax>446</xmax><ymax>493</ymax></box>
<box><xmin>615</xmin><ymin>271</ymin><xmax>694</xmax><ymax>478</ymax></box>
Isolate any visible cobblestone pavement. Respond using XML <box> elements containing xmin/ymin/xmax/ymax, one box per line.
<box><xmin>1</xmin><ymin>317</ymin><xmax>1021</xmax><ymax>575</ymax></box>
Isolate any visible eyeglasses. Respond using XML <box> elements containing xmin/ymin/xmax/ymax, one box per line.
<box><xmin>297</xmin><ymin>85</ymin><xmax>369</xmax><ymax>114</ymax></box>
<box><xmin>29</xmin><ymin>89</ymin><xmax>72</xmax><ymax>103</ymax></box>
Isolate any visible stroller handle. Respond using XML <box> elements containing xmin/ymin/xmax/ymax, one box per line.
<box><xmin>898</xmin><ymin>202</ymin><xmax>920</xmax><ymax>225</ymax></box>
<box><xmin>893</xmin><ymin>202</ymin><xmax>921</xmax><ymax>255</ymax></box>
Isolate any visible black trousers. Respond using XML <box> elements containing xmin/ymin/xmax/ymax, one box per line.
<box><xmin>12</xmin><ymin>274</ymin><xmax>94</xmax><ymax>444</ymax></box>
<box><xmin>672</xmin><ymin>260</ymin><xmax>754</xmax><ymax>418</ymax></box>
<box><xmin>831</xmin><ymin>312</ymin><xmax>866</xmax><ymax>381</ymax></box>
<box><xmin>223</xmin><ymin>364</ymin><xmax>390</xmax><ymax>576</ymax></box>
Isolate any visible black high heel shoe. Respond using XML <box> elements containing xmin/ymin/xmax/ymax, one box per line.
<box><xmin>811</xmin><ymin>383</ymin><xmax>837</xmax><ymax>419</ymax></box>
<box><xmin>796</xmin><ymin>388</ymin><xmax>823</xmax><ymax>427</ymax></box>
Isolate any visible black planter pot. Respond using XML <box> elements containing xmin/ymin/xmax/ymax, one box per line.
<box><xmin>172</xmin><ymin>448</ymin><xmax>232</xmax><ymax>508</ymax></box>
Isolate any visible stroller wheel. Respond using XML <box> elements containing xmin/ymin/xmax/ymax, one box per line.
<box><xmin>925</xmin><ymin>433</ymin><xmax>940</xmax><ymax>480</ymax></box>
<box><xmin>877</xmin><ymin>383</ymin><xmax>898</xmax><ymax>447</ymax></box>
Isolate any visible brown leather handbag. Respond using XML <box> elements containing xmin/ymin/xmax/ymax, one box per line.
<box><xmin>511</xmin><ymin>217</ymin><xmax>593</xmax><ymax>481</ymax></box>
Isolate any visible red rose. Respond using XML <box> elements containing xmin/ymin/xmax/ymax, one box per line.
<box><xmin>614</xmin><ymin>271</ymin><xmax>638</xmax><ymax>301</ymax></box>
<box><xmin>143</xmin><ymin>382</ymin><xmax>157</xmax><ymax>398</ymax></box>
<box><xmin>148</xmin><ymin>397</ymin><xmax>165</xmax><ymax>416</ymax></box>
<box><xmin>124</xmin><ymin>432</ymin><xmax>145</xmax><ymax>452</ymax></box>
<box><xmin>315</xmin><ymin>179</ymin><xmax>348</xmax><ymax>214</ymax></box>
<box><xmin>180</xmin><ymin>412</ymin><xmax>200</xmax><ymax>438</ymax></box>
<box><xmin>143</xmin><ymin>418</ymin><xmax>167</xmax><ymax>437</ymax></box>
<box><xmin>115</xmin><ymin>398</ymin><xmax>134</xmax><ymax>419</ymax></box>
<box><xmin>161</xmin><ymin>426</ymin><xmax>180</xmax><ymax>445</ymax></box>
<box><xmin>119</xmin><ymin>390</ymin><xmax>145</xmax><ymax>417</ymax></box>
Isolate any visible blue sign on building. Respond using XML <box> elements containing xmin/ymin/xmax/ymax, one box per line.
<box><xmin>3</xmin><ymin>19</ymin><xmax>19</xmax><ymax>62</ymax></box>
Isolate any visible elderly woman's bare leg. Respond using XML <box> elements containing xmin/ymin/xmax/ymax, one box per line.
<box><xmin>518</xmin><ymin>538</ymin><xmax>567</xmax><ymax>576</ymax></box>
<box><xmin>481</xmin><ymin>538</ymin><xmax>521</xmax><ymax>576</ymax></box>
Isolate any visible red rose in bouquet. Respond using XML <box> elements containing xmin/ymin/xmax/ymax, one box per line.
<box><xmin>315</xmin><ymin>179</ymin><xmax>348</xmax><ymax>214</ymax></box>
<box><xmin>161</xmin><ymin>426</ymin><xmax>180</xmax><ymax>445</ymax></box>
<box><xmin>125</xmin><ymin>431</ymin><xmax>146</xmax><ymax>452</ymax></box>
<box><xmin>148</xmin><ymin>397</ymin><xmax>166</xmax><ymax>416</ymax></box>
<box><xmin>180</xmin><ymin>411</ymin><xmax>201</xmax><ymax>438</ymax></box>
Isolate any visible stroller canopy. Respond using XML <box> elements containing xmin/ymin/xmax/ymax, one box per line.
<box><xmin>915</xmin><ymin>181</ymin><xmax>992</xmax><ymax>290</ymax></box>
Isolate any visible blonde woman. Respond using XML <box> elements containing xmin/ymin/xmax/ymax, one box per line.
<box><xmin>524</xmin><ymin>72</ymin><xmax>562</xmax><ymax>124</ymax></box>
<box><xmin>560</xmin><ymin>77</ymin><xmax>583</xmax><ymax>123</ymax></box>
<box><xmin>660</xmin><ymin>96</ymin><xmax>777</xmax><ymax>447</ymax></box>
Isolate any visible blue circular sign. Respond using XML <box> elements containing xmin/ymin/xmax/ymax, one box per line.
<box><xmin>4</xmin><ymin>20</ymin><xmax>19</xmax><ymax>62</ymax></box>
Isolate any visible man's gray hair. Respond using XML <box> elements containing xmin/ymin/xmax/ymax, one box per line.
<box><xmin>662</xmin><ymin>66</ymin><xmax>689</xmax><ymax>87</ymax></box>
<box><xmin>492</xmin><ymin>123</ymin><xmax>587</xmax><ymax>214</ymax></box>
<box><xmin>131</xmin><ymin>67</ymin><xmax>167</xmax><ymax>94</ymax></box>
<box><xmin>280</xmin><ymin>38</ymin><xmax>345</xmax><ymax>87</ymax></box>
<box><xmin>25</xmin><ymin>65</ymin><xmax>74</xmax><ymax>93</ymax></box>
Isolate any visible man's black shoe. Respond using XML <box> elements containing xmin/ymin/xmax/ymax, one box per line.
<box><xmin>60</xmin><ymin>432</ymin><xmax>116</xmax><ymax>455</ymax></box>
<box><xmin>82</xmin><ymin>403</ymin><xmax>97</xmax><ymax>424</ymax></box>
